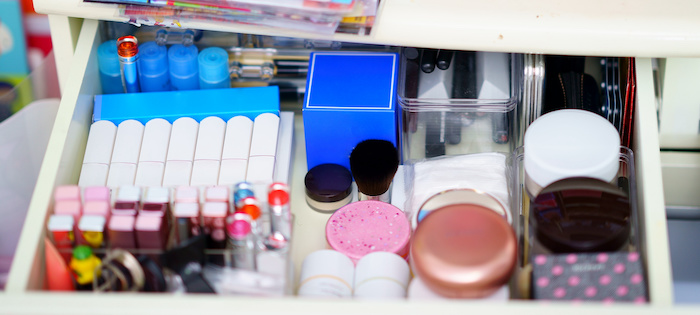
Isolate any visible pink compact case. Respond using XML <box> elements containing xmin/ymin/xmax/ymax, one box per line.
<box><xmin>325</xmin><ymin>200</ymin><xmax>410</xmax><ymax>263</ymax></box>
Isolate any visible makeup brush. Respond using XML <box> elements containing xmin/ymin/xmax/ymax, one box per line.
<box><xmin>349</xmin><ymin>139</ymin><xmax>399</xmax><ymax>203</ymax></box>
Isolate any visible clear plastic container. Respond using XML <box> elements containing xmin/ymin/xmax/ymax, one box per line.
<box><xmin>509</xmin><ymin>146</ymin><xmax>642</xmax><ymax>281</ymax></box>
<box><xmin>397</xmin><ymin>49</ymin><xmax>523</xmax><ymax>162</ymax></box>
<box><xmin>46</xmin><ymin>185</ymin><xmax>294</xmax><ymax>295</ymax></box>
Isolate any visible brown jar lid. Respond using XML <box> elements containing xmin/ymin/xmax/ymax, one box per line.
<box><xmin>530</xmin><ymin>177</ymin><xmax>630</xmax><ymax>253</ymax></box>
<box><xmin>304</xmin><ymin>163</ymin><xmax>353</xmax><ymax>203</ymax></box>
<box><xmin>411</xmin><ymin>204</ymin><xmax>517</xmax><ymax>298</ymax></box>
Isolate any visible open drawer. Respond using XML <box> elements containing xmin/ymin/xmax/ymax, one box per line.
<box><xmin>3</xmin><ymin>19</ymin><xmax>674</xmax><ymax>312</ymax></box>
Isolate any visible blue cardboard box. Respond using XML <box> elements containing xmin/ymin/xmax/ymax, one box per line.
<box><xmin>303</xmin><ymin>52</ymin><xmax>399</xmax><ymax>171</ymax></box>
<box><xmin>93</xmin><ymin>86</ymin><xmax>279</xmax><ymax>124</ymax></box>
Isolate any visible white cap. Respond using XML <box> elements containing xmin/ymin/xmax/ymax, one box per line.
<box><xmin>145</xmin><ymin>187</ymin><xmax>170</xmax><ymax>203</ymax></box>
<box><xmin>139</xmin><ymin>119</ymin><xmax>171</xmax><ymax>163</ymax></box>
<box><xmin>205</xmin><ymin>186</ymin><xmax>228</xmax><ymax>203</ymax></box>
<box><xmin>273</xmin><ymin>111</ymin><xmax>294</xmax><ymax>184</ymax></box>
<box><xmin>175</xmin><ymin>186</ymin><xmax>199</xmax><ymax>203</ymax></box>
<box><xmin>107</xmin><ymin>120</ymin><xmax>145</xmax><ymax>187</ymax></box>
<box><xmin>191</xmin><ymin>160</ymin><xmax>220</xmax><ymax>186</ymax></box>
<box><xmin>134</xmin><ymin>161</ymin><xmax>165</xmax><ymax>187</ymax></box>
<box><xmin>117</xmin><ymin>186</ymin><xmax>141</xmax><ymax>202</ymax></box>
<box><xmin>48</xmin><ymin>214</ymin><xmax>74</xmax><ymax>231</ymax></box>
<box><xmin>163</xmin><ymin>118</ymin><xmax>199</xmax><ymax>187</ymax></box>
<box><xmin>78</xmin><ymin>215</ymin><xmax>106</xmax><ymax>232</ymax></box>
<box><xmin>162</xmin><ymin>161</ymin><xmax>193</xmax><ymax>187</ymax></box>
<box><xmin>194</xmin><ymin>116</ymin><xmax>226</xmax><ymax>161</ymax></box>
<box><xmin>106</xmin><ymin>164</ymin><xmax>137</xmax><ymax>187</ymax></box>
<box><xmin>202</xmin><ymin>202</ymin><xmax>227</xmax><ymax>218</ymax></box>
<box><xmin>249</xmin><ymin>113</ymin><xmax>279</xmax><ymax>157</ymax></box>
<box><xmin>190</xmin><ymin>117</ymin><xmax>226</xmax><ymax>186</ymax></box>
<box><xmin>83</xmin><ymin>120</ymin><xmax>117</xmax><ymax>164</ymax></box>
<box><xmin>246</xmin><ymin>156</ymin><xmax>274</xmax><ymax>184</ymax></box>
<box><xmin>166</xmin><ymin>117</ymin><xmax>199</xmax><ymax>162</ymax></box>
<box><xmin>298</xmin><ymin>250</ymin><xmax>354</xmax><ymax>298</ymax></box>
<box><xmin>218</xmin><ymin>159</ymin><xmax>248</xmax><ymax>186</ymax></box>
<box><xmin>134</xmin><ymin>119</ymin><xmax>169</xmax><ymax>186</ymax></box>
<box><xmin>354</xmin><ymin>252</ymin><xmax>410</xmax><ymax>299</ymax></box>
<box><xmin>174</xmin><ymin>202</ymin><xmax>199</xmax><ymax>218</ymax></box>
<box><xmin>80</xmin><ymin>121</ymin><xmax>117</xmax><ymax>187</ymax></box>
<box><xmin>111</xmin><ymin>120</ymin><xmax>145</xmax><ymax>164</ymax></box>
<box><xmin>78</xmin><ymin>163</ymin><xmax>109</xmax><ymax>187</ymax></box>
<box><xmin>218</xmin><ymin>116</ymin><xmax>254</xmax><ymax>186</ymax></box>
<box><xmin>222</xmin><ymin>116</ymin><xmax>253</xmax><ymax>160</ymax></box>
<box><xmin>524</xmin><ymin>109</ymin><xmax>620</xmax><ymax>190</ymax></box>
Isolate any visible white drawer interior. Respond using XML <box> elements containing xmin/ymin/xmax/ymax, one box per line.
<box><xmin>3</xmin><ymin>19</ymin><xmax>673</xmax><ymax>310</ymax></box>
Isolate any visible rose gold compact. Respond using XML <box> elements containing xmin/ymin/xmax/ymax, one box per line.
<box><xmin>413</xmin><ymin>188</ymin><xmax>511</xmax><ymax>230</ymax></box>
<box><xmin>410</xmin><ymin>204</ymin><xmax>517</xmax><ymax>298</ymax></box>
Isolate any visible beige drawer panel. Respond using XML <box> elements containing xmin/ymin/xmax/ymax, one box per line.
<box><xmin>662</xmin><ymin>152</ymin><xmax>700</xmax><ymax>209</ymax></box>
<box><xmin>3</xmin><ymin>19</ymin><xmax>674</xmax><ymax>312</ymax></box>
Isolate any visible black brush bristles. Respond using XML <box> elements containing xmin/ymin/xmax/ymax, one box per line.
<box><xmin>349</xmin><ymin>139</ymin><xmax>399</xmax><ymax>197</ymax></box>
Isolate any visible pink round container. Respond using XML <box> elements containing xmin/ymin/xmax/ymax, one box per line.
<box><xmin>325</xmin><ymin>200</ymin><xmax>410</xmax><ymax>263</ymax></box>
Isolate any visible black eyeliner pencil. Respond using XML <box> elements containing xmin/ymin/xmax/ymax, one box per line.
<box><xmin>436</xmin><ymin>50</ymin><xmax>454</xmax><ymax>70</ymax></box>
<box><xmin>420</xmin><ymin>49</ymin><xmax>438</xmax><ymax>74</ymax></box>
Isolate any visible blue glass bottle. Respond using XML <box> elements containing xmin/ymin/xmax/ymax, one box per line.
<box><xmin>97</xmin><ymin>40</ymin><xmax>123</xmax><ymax>94</ymax></box>
<box><xmin>138</xmin><ymin>41</ymin><xmax>170</xmax><ymax>92</ymax></box>
<box><xmin>198</xmin><ymin>47</ymin><xmax>230</xmax><ymax>89</ymax></box>
<box><xmin>168</xmin><ymin>44</ymin><xmax>199</xmax><ymax>91</ymax></box>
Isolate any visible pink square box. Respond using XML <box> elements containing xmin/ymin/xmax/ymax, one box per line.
<box><xmin>83</xmin><ymin>201</ymin><xmax>110</xmax><ymax>217</ymax></box>
<box><xmin>84</xmin><ymin>186</ymin><xmax>111</xmax><ymax>202</ymax></box>
<box><xmin>54</xmin><ymin>200</ymin><xmax>81</xmax><ymax>221</ymax></box>
<box><xmin>54</xmin><ymin>185</ymin><xmax>81</xmax><ymax>202</ymax></box>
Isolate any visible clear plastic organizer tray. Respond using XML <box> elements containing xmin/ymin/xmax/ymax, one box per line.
<box><xmin>45</xmin><ymin>184</ymin><xmax>294</xmax><ymax>295</ymax></box>
<box><xmin>398</xmin><ymin>146</ymin><xmax>642</xmax><ymax>301</ymax></box>
<box><xmin>397</xmin><ymin>50</ymin><xmax>522</xmax><ymax>162</ymax></box>
<box><xmin>508</xmin><ymin>146</ymin><xmax>645</xmax><ymax>298</ymax></box>
<box><xmin>1</xmin><ymin>19</ymin><xmax>675</xmax><ymax>314</ymax></box>
<box><xmin>397</xmin><ymin>49</ymin><xmax>521</xmax><ymax>108</ymax></box>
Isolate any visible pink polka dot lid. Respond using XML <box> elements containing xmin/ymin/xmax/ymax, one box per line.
<box><xmin>325</xmin><ymin>200</ymin><xmax>410</xmax><ymax>262</ymax></box>
<box><xmin>532</xmin><ymin>252</ymin><xmax>647</xmax><ymax>302</ymax></box>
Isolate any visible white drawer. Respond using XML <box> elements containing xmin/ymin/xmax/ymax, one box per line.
<box><xmin>1</xmin><ymin>19</ymin><xmax>675</xmax><ymax>313</ymax></box>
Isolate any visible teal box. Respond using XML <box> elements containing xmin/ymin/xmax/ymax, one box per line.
<box><xmin>303</xmin><ymin>52</ymin><xmax>399</xmax><ymax>171</ymax></box>
<box><xmin>0</xmin><ymin>1</ymin><xmax>29</xmax><ymax>76</ymax></box>
<box><xmin>93</xmin><ymin>86</ymin><xmax>279</xmax><ymax>124</ymax></box>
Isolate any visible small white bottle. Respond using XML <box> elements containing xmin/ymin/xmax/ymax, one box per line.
<box><xmin>297</xmin><ymin>250</ymin><xmax>354</xmax><ymax>298</ymax></box>
<box><xmin>354</xmin><ymin>252</ymin><xmax>410</xmax><ymax>299</ymax></box>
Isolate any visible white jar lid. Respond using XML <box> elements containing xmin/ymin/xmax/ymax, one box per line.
<box><xmin>524</xmin><ymin>109</ymin><xmax>620</xmax><ymax>189</ymax></box>
<box><xmin>298</xmin><ymin>250</ymin><xmax>354</xmax><ymax>297</ymax></box>
<box><xmin>354</xmin><ymin>252</ymin><xmax>410</xmax><ymax>298</ymax></box>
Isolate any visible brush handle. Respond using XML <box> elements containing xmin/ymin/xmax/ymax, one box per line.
<box><xmin>358</xmin><ymin>187</ymin><xmax>391</xmax><ymax>203</ymax></box>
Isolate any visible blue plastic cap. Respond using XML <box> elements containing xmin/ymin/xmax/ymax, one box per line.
<box><xmin>168</xmin><ymin>44</ymin><xmax>199</xmax><ymax>78</ymax></box>
<box><xmin>198</xmin><ymin>47</ymin><xmax>230</xmax><ymax>83</ymax></box>
<box><xmin>139</xmin><ymin>41</ymin><xmax>168</xmax><ymax>76</ymax></box>
<box><xmin>97</xmin><ymin>40</ymin><xmax>120</xmax><ymax>76</ymax></box>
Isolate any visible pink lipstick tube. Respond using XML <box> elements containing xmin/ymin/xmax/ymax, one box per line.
<box><xmin>135</xmin><ymin>214</ymin><xmax>168</xmax><ymax>250</ymax></box>
<box><xmin>48</xmin><ymin>214</ymin><xmax>75</xmax><ymax>263</ymax></box>
<box><xmin>203</xmin><ymin>202</ymin><xmax>228</xmax><ymax>249</ymax></box>
<box><xmin>108</xmin><ymin>215</ymin><xmax>136</xmax><ymax>249</ymax></box>
<box><xmin>174</xmin><ymin>202</ymin><xmax>200</xmax><ymax>245</ymax></box>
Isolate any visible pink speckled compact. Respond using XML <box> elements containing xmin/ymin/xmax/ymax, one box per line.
<box><xmin>326</xmin><ymin>200</ymin><xmax>410</xmax><ymax>263</ymax></box>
